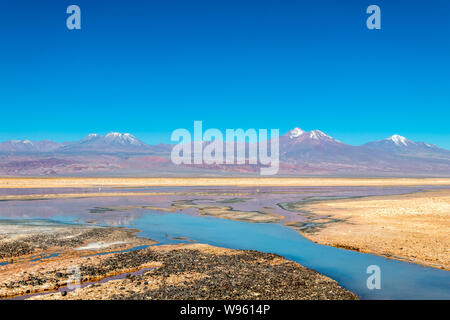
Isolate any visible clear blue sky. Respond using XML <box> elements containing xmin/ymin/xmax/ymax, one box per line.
<box><xmin>0</xmin><ymin>0</ymin><xmax>449</xmax><ymax>147</ymax></box>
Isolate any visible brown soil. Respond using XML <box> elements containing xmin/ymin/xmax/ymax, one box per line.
<box><xmin>298</xmin><ymin>189</ymin><xmax>450</xmax><ymax>270</ymax></box>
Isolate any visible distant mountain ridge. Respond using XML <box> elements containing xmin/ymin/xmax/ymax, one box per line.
<box><xmin>56</xmin><ymin>132</ymin><xmax>160</xmax><ymax>154</ymax></box>
<box><xmin>0</xmin><ymin>129</ymin><xmax>449</xmax><ymax>176</ymax></box>
<box><xmin>0</xmin><ymin>139</ymin><xmax>63</xmax><ymax>153</ymax></box>
<box><xmin>1</xmin><ymin>130</ymin><xmax>448</xmax><ymax>154</ymax></box>
<box><xmin>0</xmin><ymin>133</ymin><xmax>167</xmax><ymax>155</ymax></box>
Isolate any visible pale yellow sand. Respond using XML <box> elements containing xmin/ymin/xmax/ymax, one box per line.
<box><xmin>301</xmin><ymin>189</ymin><xmax>450</xmax><ymax>270</ymax></box>
<box><xmin>1</xmin><ymin>177</ymin><xmax>450</xmax><ymax>188</ymax></box>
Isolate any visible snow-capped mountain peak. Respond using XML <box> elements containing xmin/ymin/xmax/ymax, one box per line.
<box><xmin>56</xmin><ymin>132</ymin><xmax>151</xmax><ymax>153</ymax></box>
<box><xmin>82</xmin><ymin>134</ymin><xmax>100</xmax><ymax>142</ymax></box>
<box><xmin>289</xmin><ymin>127</ymin><xmax>305</xmax><ymax>138</ymax></box>
<box><xmin>9</xmin><ymin>139</ymin><xmax>33</xmax><ymax>145</ymax></box>
<box><xmin>362</xmin><ymin>135</ymin><xmax>449</xmax><ymax>157</ymax></box>
<box><xmin>80</xmin><ymin>132</ymin><xmax>143</xmax><ymax>146</ymax></box>
<box><xmin>105</xmin><ymin>132</ymin><xmax>121</xmax><ymax>138</ymax></box>
<box><xmin>104</xmin><ymin>132</ymin><xmax>142</xmax><ymax>145</ymax></box>
<box><xmin>287</xmin><ymin>128</ymin><xmax>336</xmax><ymax>141</ymax></box>
<box><xmin>0</xmin><ymin>139</ymin><xmax>62</xmax><ymax>152</ymax></box>
<box><xmin>309</xmin><ymin>130</ymin><xmax>331</xmax><ymax>140</ymax></box>
<box><xmin>387</xmin><ymin>134</ymin><xmax>409</xmax><ymax>146</ymax></box>
<box><xmin>281</xmin><ymin>128</ymin><xmax>342</xmax><ymax>147</ymax></box>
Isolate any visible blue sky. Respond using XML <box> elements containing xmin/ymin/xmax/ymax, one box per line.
<box><xmin>0</xmin><ymin>0</ymin><xmax>449</xmax><ymax>147</ymax></box>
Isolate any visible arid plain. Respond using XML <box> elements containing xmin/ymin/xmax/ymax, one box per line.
<box><xmin>1</xmin><ymin>177</ymin><xmax>450</xmax><ymax>188</ymax></box>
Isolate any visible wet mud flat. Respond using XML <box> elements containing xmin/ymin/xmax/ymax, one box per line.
<box><xmin>0</xmin><ymin>220</ymin><xmax>356</xmax><ymax>300</ymax></box>
<box><xmin>0</xmin><ymin>219</ymin><xmax>155</xmax><ymax>298</ymax></box>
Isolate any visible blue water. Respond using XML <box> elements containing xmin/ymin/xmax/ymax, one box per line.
<box><xmin>129</xmin><ymin>211</ymin><xmax>450</xmax><ymax>300</ymax></box>
<box><xmin>30</xmin><ymin>253</ymin><xmax>60</xmax><ymax>262</ymax></box>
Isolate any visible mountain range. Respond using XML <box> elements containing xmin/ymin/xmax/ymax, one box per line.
<box><xmin>0</xmin><ymin>129</ymin><xmax>449</xmax><ymax>176</ymax></box>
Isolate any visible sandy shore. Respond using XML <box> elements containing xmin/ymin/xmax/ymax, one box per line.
<box><xmin>0</xmin><ymin>221</ymin><xmax>356</xmax><ymax>300</ymax></box>
<box><xmin>298</xmin><ymin>189</ymin><xmax>450</xmax><ymax>270</ymax></box>
<box><xmin>1</xmin><ymin>177</ymin><xmax>450</xmax><ymax>188</ymax></box>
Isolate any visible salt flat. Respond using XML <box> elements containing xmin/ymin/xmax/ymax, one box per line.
<box><xmin>1</xmin><ymin>177</ymin><xmax>450</xmax><ymax>188</ymax></box>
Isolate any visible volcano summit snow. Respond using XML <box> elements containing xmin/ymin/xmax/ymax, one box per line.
<box><xmin>56</xmin><ymin>132</ymin><xmax>159</xmax><ymax>153</ymax></box>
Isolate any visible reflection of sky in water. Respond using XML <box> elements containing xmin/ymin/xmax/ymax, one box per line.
<box><xmin>0</xmin><ymin>186</ymin><xmax>437</xmax><ymax>226</ymax></box>
<box><xmin>0</xmin><ymin>186</ymin><xmax>449</xmax><ymax>299</ymax></box>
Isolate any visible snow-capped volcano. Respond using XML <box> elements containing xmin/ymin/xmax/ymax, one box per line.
<box><xmin>382</xmin><ymin>134</ymin><xmax>441</xmax><ymax>150</ymax></box>
<box><xmin>279</xmin><ymin>127</ymin><xmax>358</xmax><ymax>164</ymax></box>
<box><xmin>0</xmin><ymin>139</ymin><xmax>62</xmax><ymax>152</ymax></box>
<box><xmin>362</xmin><ymin>135</ymin><xmax>450</xmax><ymax>159</ymax></box>
<box><xmin>82</xmin><ymin>133</ymin><xmax>99</xmax><ymax>141</ymax></box>
<box><xmin>307</xmin><ymin>130</ymin><xmax>336</xmax><ymax>141</ymax></box>
<box><xmin>0</xmin><ymin>140</ymin><xmax>36</xmax><ymax>152</ymax></box>
<box><xmin>57</xmin><ymin>132</ymin><xmax>155</xmax><ymax>154</ymax></box>
<box><xmin>363</xmin><ymin>134</ymin><xmax>436</xmax><ymax>150</ymax></box>
<box><xmin>282</xmin><ymin>127</ymin><xmax>341</xmax><ymax>145</ymax></box>
<box><xmin>288</xmin><ymin>127</ymin><xmax>305</xmax><ymax>138</ymax></box>
<box><xmin>82</xmin><ymin>132</ymin><xmax>146</xmax><ymax>146</ymax></box>
<box><xmin>387</xmin><ymin>135</ymin><xmax>410</xmax><ymax>146</ymax></box>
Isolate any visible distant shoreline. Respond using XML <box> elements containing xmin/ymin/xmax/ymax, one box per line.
<box><xmin>0</xmin><ymin>177</ymin><xmax>450</xmax><ymax>189</ymax></box>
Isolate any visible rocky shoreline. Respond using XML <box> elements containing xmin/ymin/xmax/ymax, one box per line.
<box><xmin>29</xmin><ymin>244</ymin><xmax>357</xmax><ymax>300</ymax></box>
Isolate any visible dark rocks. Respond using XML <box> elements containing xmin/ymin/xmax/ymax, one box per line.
<box><xmin>84</xmin><ymin>247</ymin><xmax>357</xmax><ymax>300</ymax></box>
<box><xmin>0</xmin><ymin>241</ymin><xmax>34</xmax><ymax>259</ymax></box>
